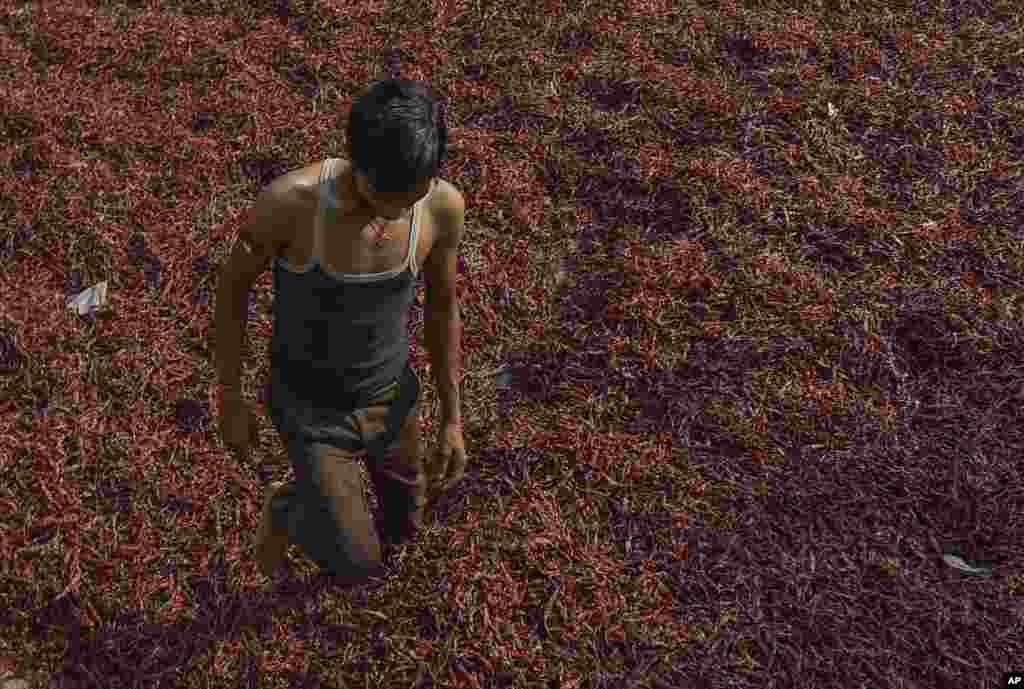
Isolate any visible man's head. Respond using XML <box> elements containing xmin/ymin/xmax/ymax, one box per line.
<box><xmin>347</xmin><ymin>79</ymin><xmax>448</xmax><ymax>220</ymax></box>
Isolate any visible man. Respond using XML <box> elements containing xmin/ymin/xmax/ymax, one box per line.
<box><xmin>213</xmin><ymin>78</ymin><xmax>468</xmax><ymax>584</ymax></box>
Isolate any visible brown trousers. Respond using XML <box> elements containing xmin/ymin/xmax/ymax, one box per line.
<box><xmin>266</xmin><ymin>364</ymin><xmax>427</xmax><ymax>581</ymax></box>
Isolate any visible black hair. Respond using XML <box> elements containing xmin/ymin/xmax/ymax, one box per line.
<box><xmin>346</xmin><ymin>78</ymin><xmax>448</xmax><ymax>195</ymax></box>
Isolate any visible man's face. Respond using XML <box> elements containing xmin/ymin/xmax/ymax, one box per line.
<box><xmin>354</xmin><ymin>169</ymin><xmax>435</xmax><ymax>221</ymax></box>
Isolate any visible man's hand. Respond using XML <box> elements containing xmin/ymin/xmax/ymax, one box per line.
<box><xmin>427</xmin><ymin>420</ymin><xmax>467</xmax><ymax>499</ymax></box>
<box><xmin>217</xmin><ymin>392</ymin><xmax>259</xmax><ymax>462</ymax></box>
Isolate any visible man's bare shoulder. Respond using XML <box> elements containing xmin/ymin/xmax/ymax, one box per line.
<box><xmin>429</xmin><ymin>178</ymin><xmax>464</xmax><ymax>221</ymax></box>
<box><xmin>282</xmin><ymin>162</ymin><xmax>326</xmax><ymax>203</ymax></box>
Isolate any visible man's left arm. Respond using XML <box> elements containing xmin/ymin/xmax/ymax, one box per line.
<box><xmin>423</xmin><ymin>184</ymin><xmax>465</xmax><ymax>426</ymax></box>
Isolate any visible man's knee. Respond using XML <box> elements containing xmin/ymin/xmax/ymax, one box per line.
<box><xmin>373</xmin><ymin>468</ymin><xmax>426</xmax><ymax>540</ymax></box>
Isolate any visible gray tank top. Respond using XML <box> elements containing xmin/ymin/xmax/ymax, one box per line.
<box><xmin>268</xmin><ymin>158</ymin><xmax>424</xmax><ymax>407</ymax></box>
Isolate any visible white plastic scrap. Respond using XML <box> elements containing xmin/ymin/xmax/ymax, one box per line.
<box><xmin>493</xmin><ymin>365</ymin><xmax>512</xmax><ymax>389</ymax></box>
<box><xmin>941</xmin><ymin>553</ymin><xmax>992</xmax><ymax>576</ymax></box>
<box><xmin>66</xmin><ymin>281</ymin><xmax>108</xmax><ymax>316</ymax></box>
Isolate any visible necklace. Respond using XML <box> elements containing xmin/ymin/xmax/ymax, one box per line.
<box><xmin>367</xmin><ymin>206</ymin><xmax>413</xmax><ymax>247</ymax></box>
<box><xmin>367</xmin><ymin>218</ymin><xmax>392</xmax><ymax>247</ymax></box>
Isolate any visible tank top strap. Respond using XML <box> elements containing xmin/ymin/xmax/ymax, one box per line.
<box><xmin>408</xmin><ymin>197</ymin><xmax>421</xmax><ymax>276</ymax></box>
<box><xmin>312</xmin><ymin>158</ymin><xmax>340</xmax><ymax>264</ymax></box>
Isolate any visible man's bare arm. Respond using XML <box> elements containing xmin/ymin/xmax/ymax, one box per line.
<box><xmin>212</xmin><ymin>179</ymin><xmax>299</xmax><ymax>399</ymax></box>
<box><xmin>423</xmin><ymin>184</ymin><xmax>466</xmax><ymax>424</ymax></box>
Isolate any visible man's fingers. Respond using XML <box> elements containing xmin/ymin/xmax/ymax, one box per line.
<box><xmin>428</xmin><ymin>440</ymin><xmax>468</xmax><ymax>496</ymax></box>
<box><xmin>428</xmin><ymin>450</ymin><xmax>448</xmax><ymax>485</ymax></box>
<box><xmin>445</xmin><ymin>455</ymin><xmax>466</xmax><ymax>484</ymax></box>
<box><xmin>436</xmin><ymin>459</ymin><xmax>451</xmax><ymax>483</ymax></box>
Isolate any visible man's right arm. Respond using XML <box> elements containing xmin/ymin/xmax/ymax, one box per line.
<box><xmin>213</xmin><ymin>179</ymin><xmax>300</xmax><ymax>402</ymax></box>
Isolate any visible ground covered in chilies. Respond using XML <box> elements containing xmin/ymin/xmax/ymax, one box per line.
<box><xmin>1</xmin><ymin>1</ymin><xmax>1023</xmax><ymax>688</ymax></box>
